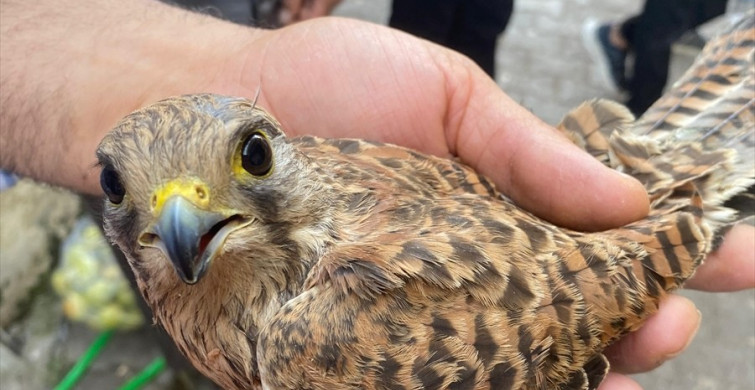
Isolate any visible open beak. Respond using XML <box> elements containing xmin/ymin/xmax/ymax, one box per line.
<box><xmin>138</xmin><ymin>180</ymin><xmax>251</xmax><ymax>284</ymax></box>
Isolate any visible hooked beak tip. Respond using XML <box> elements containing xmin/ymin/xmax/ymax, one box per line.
<box><xmin>138</xmin><ymin>196</ymin><xmax>252</xmax><ymax>285</ymax></box>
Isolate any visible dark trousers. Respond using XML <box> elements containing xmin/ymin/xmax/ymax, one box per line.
<box><xmin>389</xmin><ymin>0</ymin><xmax>514</xmax><ymax>77</ymax></box>
<box><xmin>620</xmin><ymin>0</ymin><xmax>728</xmax><ymax>115</ymax></box>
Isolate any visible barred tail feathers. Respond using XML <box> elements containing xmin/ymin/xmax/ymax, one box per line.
<box><xmin>565</xmin><ymin>187</ymin><xmax>710</xmax><ymax>343</ymax></box>
<box><xmin>556</xmin><ymin>99</ymin><xmax>635</xmax><ymax>167</ymax></box>
<box><xmin>635</xmin><ymin>13</ymin><xmax>754</xmax><ymax>136</ymax></box>
<box><xmin>626</xmin><ymin>12</ymin><xmax>755</xmax><ymax>223</ymax></box>
<box><xmin>560</xmin><ymin>14</ymin><xmax>754</xmax><ymax>228</ymax></box>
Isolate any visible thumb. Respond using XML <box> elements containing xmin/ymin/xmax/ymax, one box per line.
<box><xmin>446</xmin><ymin>68</ymin><xmax>649</xmax><ymax>231</ymax></box>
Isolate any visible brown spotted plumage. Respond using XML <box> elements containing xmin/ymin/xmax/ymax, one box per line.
<box><xmin>97</xmin><ymin>13</ymin><xmax>754</xmax><ymax>390</ymax></box>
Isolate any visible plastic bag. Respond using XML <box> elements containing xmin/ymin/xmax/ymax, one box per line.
<box><xmin>52</xmin><ymin>217</ymin><xmax>144</xmax><ymax>331</ymax></box>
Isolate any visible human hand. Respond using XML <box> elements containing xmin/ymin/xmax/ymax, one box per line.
<box><xmin>279</xmin><ymin>0</ymin><xmax>343</xmax><ymax>24</ymax></box>
<box><xmin>244</xmin><ymin>17</ymin><xmax>649</xmax><ymax>231</ymax></box>
<box><xmin>245</xmin><ymin>19</ymin><xmax>753</xmax><ymax>389</ymax></box>
<box><xmin>228</xmin><ymin>19</ymin><xmax>754</xmax><ymax>388</ymax></box>
<box><xmin>1</xmin><ymin>0</ymin><xmax>645</xmax><ymax>228</ymax></box>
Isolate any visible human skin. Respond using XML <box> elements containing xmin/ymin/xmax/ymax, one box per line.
<box><xmin>1</xmin><ymin>0</ymin><xmax>752</xmax><ymax>388</ymax></box>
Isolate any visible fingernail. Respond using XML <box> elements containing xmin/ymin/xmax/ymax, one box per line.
<box><xmin>664</xmin><ymin>309</ymin><xmax>702</xmax><ymax>359</ymax></box>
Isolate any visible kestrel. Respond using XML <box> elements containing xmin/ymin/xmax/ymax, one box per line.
<box><xmin>96</xmin><ymin>14</ymin><xmax>754</xmax><ymax>390</ymax></box>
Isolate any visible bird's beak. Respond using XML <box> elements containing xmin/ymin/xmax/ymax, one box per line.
<box><xmin>138</xmin><ymin>179</ymin><xmax>251</xmax><ymax>284</ymax></box>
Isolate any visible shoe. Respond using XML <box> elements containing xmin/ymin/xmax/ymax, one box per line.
<box><xmin>582</xmin><ymin>19</ymin><xmax>627</xmax><ymax>93</ymax></box>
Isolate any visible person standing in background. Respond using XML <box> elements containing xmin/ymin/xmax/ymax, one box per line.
<box><xmin>280</xmin><ymin>0</ymin><xmax>515</xmax><ymax>78</ymax></box>
<box><xmin>582</xmin><ymin>0</ymin><xmax>729</xmax><ymax>116</ymax></box>
<box><xmin>389</xmin><ymin>0</ymin><xmax>514</xmax><ymax>78</ymax></box>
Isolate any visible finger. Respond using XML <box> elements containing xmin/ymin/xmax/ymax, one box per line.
<box><xmin>598</xmin><ymin>372</ymin><xmax>643</xmax><ymax>390</ymax></box>
<box><xmin>604</xmin><ymin>294</ymin><xmax>701</xmax><ymax>374</ymax></box>
<box><xmin>444</xmin><ymin>69</ymin><xmax>649</xmax><ymax>231</ymax></box>
<box><xmin>685</xmin><ymin>223</ymin><xmax>755</xmax><ymax>291</ymax></box>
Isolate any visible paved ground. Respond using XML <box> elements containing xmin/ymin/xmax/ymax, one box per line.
<box><xmin>1</xmin><ymin>1</ymin><xmax>753</xmax><ymax>389</ymax></box>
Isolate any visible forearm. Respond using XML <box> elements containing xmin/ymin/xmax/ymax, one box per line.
<box><xmin>0</xmin><ymin>1</ymin><xmax>649</xmax><ymax>230</ymax></box>
<box><xmin>0</xmin><ymin>0</ymin><xmax>266</xmax><ymax>194</ymax></box>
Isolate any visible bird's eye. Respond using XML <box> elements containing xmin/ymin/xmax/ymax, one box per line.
<box><xmin>100</xmin><ymin>164</ymin><xmax>125</xmax><ymax>204</ymax></box>
<box><xmin>240</xmin><ymin>132</ymin><xmax>273</xmax><ymax>177</ymax></box>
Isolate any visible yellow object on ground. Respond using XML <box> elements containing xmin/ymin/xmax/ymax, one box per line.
<box><xmin>52</xmin><ymin>217</ymin><xmax>143</xmax><ymax>331</ymax></box>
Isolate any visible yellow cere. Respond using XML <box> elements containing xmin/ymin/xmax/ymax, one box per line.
<box><xmin>151</xmin><ymin>178</ymin><xmax>212</xmax><ymax>216</ymax></box>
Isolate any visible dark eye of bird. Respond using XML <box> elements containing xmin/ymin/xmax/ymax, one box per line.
<box><xmin>100</xmin><ymin>164</ymin><xmax>125</xmax><ymax>204</ymax></box>
<box><xmin>241</xmin><ymin>132</ymin><xmax>273</xmax><ymax>176</ymax></box>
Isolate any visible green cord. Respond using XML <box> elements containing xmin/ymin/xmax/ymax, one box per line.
<box><xmin>54</xmin><ymin>329</ymin><xmax>165</xmax><ymax>390</ymax></box>
<box><xmin>54</xmin><ymin>330</ymin><xmax>114</xmax><ymax>390</ymax></box>
<box><xmin>118</xmin><ymin>357</ymin><xmax>167</xmax><ymax>390</ymax></box>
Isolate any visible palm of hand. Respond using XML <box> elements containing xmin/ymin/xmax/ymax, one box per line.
<box><xmin>198</xmin><ymin>17</ymin><xmax>751</xmax><ymax>390</ymax></box>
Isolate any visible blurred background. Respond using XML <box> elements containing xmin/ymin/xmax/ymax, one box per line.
<box><xmin>1</xmin><ymin>0</ymin><xmax>753</xmax><ymax>389</ymax></box>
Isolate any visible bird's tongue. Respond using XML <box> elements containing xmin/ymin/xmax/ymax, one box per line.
<box><xmin>199</xmin><ymin>233</ymin><xmax>213</xmax><ymax>258</ymax></box>
<box><xmin>198</xmin><ymin>216</ymin><xmax>236</xmax><ymax>259</ymax></box>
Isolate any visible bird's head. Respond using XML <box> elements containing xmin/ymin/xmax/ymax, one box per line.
<box><xmin>97</xmin><ymin>94</ymin><xmax>331</xmax><ymax>286</ymax></box>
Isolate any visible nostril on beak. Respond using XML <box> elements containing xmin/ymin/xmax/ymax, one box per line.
<box><xmin>196</xmin><ymin>185</ymin><xmax>207</xmax><ymax>200</ymax></box>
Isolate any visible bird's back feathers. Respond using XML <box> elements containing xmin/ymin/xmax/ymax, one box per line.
<box><xmin>97</xmin><ymin>12</ymin><xmax>754</xmax><ymax>390</ymax></box>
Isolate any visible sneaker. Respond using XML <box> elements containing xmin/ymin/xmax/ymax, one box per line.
<box><xmin>582</xmin><ymin>19</ymin><xmax>627</xmax><ymax>93</ymax></box>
